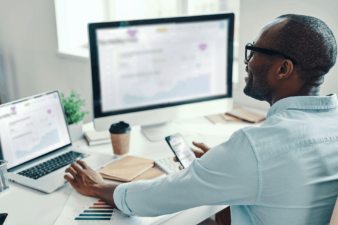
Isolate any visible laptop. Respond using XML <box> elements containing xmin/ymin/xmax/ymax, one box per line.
<box><xmin>0</xmin><ymin>91</ymin><xmax>115</xmax><ymax>193</ymax></box>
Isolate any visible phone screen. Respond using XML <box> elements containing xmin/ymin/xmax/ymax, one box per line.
<box><xmin>167</xmin><ymin>134</ymin><xmax>196</xmax><ymax>168</ymax></box>
<box><xmin>0</xmin><ymin>214</ymin><xmax>8</xmax><ymax>225</ymax></box>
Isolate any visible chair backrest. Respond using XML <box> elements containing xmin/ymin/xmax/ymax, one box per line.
<box><xmin>330</xmin><ymin>198</ymin><xmax>338</xmax><ymax>225</ymax></box>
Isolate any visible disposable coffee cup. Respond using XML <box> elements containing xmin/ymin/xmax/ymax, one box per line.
<box><xmin>109</xmin><ymin>121</ymin><xmax>131</xmax><ymax>156</ymax></box>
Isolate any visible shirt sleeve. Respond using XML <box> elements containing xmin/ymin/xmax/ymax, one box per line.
<box><xmin>113</xmin><ymin>129</ymin><xmax>259</xmax><ymax>217</ymax></box>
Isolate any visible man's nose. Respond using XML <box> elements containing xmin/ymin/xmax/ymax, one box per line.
<box><xmin>244</xmin><ymin>59</ymin><xmax>249</xmax><ymax>64</ymax></box>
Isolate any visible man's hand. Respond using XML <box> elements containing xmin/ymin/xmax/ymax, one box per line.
<box><xmin>174</xmin><ymin>141</ymin><xmax>211</xmax><ymax>170</ymax></box>
<box><xmin>64</xmin><ymin>160</ymin><xmax>106</xmax><ymax>197</ymax></box>
<box><xmin>190</xmin><ymin>141</ymin><xmax>211</xmax><ymax>157</ymax></box>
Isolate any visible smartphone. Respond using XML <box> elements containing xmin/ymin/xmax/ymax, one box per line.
<box><xmin>0</xmin><ymin>213</ymin><xmax>8</xmax><ymax>225</ymax></box>
<box><xmin>165</xmin><ymin>133</ymin><xmax>196</xmax><ymax>169</ymax></box>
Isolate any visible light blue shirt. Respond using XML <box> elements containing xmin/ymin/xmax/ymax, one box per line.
<box><xmin>114</xmin><ymin>94</ymin><xmax>338</xmax><ymax>225</ymax></box>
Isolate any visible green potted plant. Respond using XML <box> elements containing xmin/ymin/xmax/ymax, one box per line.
<box><xmin>61</xmin><ymin>90</ymin><xmax>89</xmax><ymax>142</ymax></box>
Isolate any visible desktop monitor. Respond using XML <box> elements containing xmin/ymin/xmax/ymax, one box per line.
<box><xmin>89</xmin><ymin>13</ymin><xmax>234</xmax><ymax>141</ymax></box>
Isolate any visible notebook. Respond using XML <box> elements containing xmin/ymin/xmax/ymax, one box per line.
<box><xmin>206</xmin><ymin>113</ymin><xmax>242</xmax><ymax>124</ymax></box>
<box><xmin>101</xmin><ymin>167</ymin><xmax>165</xmax><ymax>182</ymax></box>
<box><xmin>226</xmin><ymin>106</ymin><xmax>265</xmax><ymax>123</ymax></box>
<box><xmin>207</xmin><ymin>106</ymin><xmax>265</xmax><ymax>124</ymax></box>
<box><xmin>98</xmin><ymin>156</ymin><xmax>155</xmax><ymax>182</ymax></box>
<box><xmin>83</xmin><ymin>130</ymin><xmax>111</xmax><ymax>146</ymax></box>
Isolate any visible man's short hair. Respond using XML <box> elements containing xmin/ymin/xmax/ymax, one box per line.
<box><xmin>273</xmin><ymin>14</ymin><xmax>337</xmax><ymax>85</ymax></box>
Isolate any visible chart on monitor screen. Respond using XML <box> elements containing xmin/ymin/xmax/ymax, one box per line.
<box><xmin>96</xmin><ymin>20</ymin><xmax>228</xmax><ymax>113</ymax></box>
<box><xmin>10</xmin><ymin>106</ymin><xmax>61</xmax><ymax>159</ymax></box>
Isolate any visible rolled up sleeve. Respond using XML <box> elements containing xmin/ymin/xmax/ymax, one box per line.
<box><xmin>113</xmin><ymin>182</ymin><xmax>133</xmax><ymax>215</ymax></box>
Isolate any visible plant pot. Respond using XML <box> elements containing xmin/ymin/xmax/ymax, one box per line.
<box><xmin>68</xmin><ymin>121</ymin><xmax>83</xmax><ymax>143</ymax></box>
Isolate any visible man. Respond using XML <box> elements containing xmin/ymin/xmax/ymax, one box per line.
<box><xmin>65</xmin><ymin>14</ymin><xmax>338</xmax><ymax>225</ymax></box>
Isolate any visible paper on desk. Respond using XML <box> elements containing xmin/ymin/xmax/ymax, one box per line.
<box><xmin>54</xmin><ymin>189</ymin><xmax>180</xmax><ymax>225</ymax></box>
<box><xmin>53</xmin><ymin>189</ymin><xmax>144</xmax><ymax>225</ymax></box>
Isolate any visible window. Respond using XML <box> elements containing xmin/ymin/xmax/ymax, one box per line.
<box><xmin>54</xmin><ymin>0</ymin><xmax>240</xmax><ymax>82</ymax></box>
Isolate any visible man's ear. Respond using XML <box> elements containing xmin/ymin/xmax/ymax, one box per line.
<box><xmin>276</xmin><ymin>60</ymin><xmax>294</xmax><ymax>80</ymax></box>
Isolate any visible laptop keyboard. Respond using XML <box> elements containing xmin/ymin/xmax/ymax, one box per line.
<box><xmin>18</xmin><ymin>151</ymin><xmax>85</xmax><ymax>180</ymax></box>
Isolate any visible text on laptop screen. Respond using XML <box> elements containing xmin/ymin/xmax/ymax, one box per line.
<box><xmin>0</xmin><ymin>92</ymin><xmax>71</xmax><ymax>169</ymax></box>
<box><xmin>96</xmin><ymin>19</ymin><xmax>229</xmax><ymax>113</ymax></box>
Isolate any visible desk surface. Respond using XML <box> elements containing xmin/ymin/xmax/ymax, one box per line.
<box><xmin>0</xmin><ymin>110</ymin><xmax>265</xmax><ymax>225</ymax></box>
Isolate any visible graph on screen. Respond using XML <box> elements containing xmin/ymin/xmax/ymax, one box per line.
<box><xmin>97</xmin><ymin>20</ymin><xmax>228</xmax><ymax>112</ymax></box>
<box><xmin>15</xmin><ymin>129</ymin><xmax>60</xmax><ymax>158</ymax></box>
<box><xmin>9</xmin><ymin>107</ymin><xmax>61</xmax><ymax>160</ymax></box>
<box><xmin>123</xmin><ymin>75</ymin><xmax>210</xmax><ymax>105</ymax></box>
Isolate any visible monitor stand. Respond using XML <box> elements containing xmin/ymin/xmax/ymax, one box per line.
<box><xmin>141</xmin><ymin>122</ymin><xmax>191</xmax><ymax>142</ymax></box>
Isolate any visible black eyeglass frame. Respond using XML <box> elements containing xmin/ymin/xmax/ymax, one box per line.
<box><xmin>245</xmin><ymin>43</ymin><xmax>297</xmax><ymax>64</ymax></box>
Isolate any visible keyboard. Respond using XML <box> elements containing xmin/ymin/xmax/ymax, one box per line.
<box><xmin>18</xmin><ymin>151</ymin><xmax>85</xmax><ymax>180</ymax></box>
<box><xmin>155</xmin><ymin>157</ymin><xmax>181</xmax><ymax>174</ymax></box>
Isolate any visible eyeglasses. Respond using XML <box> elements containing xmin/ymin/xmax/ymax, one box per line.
<box><xmin>245</xmin><ymin>43</ymin><xmax>297</xmax><ymax>64</ymax></box>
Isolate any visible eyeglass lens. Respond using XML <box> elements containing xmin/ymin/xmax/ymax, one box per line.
<box><xmin>245</xmin><ymin>43</ymin><xmax>253</xmax><ymax>61</ymax></box>
<box><xmin>246</xmin><ymin>48</ymin><xmax>252</xmax><ymax>61</ymax></box>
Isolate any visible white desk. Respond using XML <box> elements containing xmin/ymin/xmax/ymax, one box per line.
<box><xmin>0</xmin><ymin>112</ymin><xmax>265</xmax><ymax>225</ymax></box>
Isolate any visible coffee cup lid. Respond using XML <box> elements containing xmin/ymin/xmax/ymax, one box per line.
<box><xmin>109</xmin><ymin>121</ymin><xmax>131</xmax><ymax>134</ymax></box>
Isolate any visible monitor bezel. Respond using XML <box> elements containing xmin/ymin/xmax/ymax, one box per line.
<box><xmin>89</xmin><ymin>13</ymin><xmax>234</xmax><ymax>119</ymax></box>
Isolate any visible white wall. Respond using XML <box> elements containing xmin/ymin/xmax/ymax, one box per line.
<box><xmin>0</xmin><ymin>0</ymin><xmax>93</xmax><ymax>122</ymax></box>
<box><xmin>235</xmin><ymin>0</ymin><xmax>338</xmax><ymax>110</ymax></box>
<box><xmin>0</xmin><ymin>0</ymin><xmax>337</xmax><ymax>123</ymax></box>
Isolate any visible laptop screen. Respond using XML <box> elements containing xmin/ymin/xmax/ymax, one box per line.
<box><xmin>0</xmin><ymin>92</ymin><xmax>71</xmax><ymax>169</ymax></box>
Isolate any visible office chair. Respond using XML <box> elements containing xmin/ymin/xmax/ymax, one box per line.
<box><xmin>215</xmin><ymin>206</ymin><xmax>231</xmax><ymax>225</ymax></box>
<box><xmin>330</xmin><ymin>198</ymin><xmax>338</xmax><ymax>224</ymax></box>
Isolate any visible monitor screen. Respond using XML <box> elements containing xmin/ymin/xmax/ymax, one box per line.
<box><xmin>0</xmin><ymin>92</ymin><xmax>71</xmax><ymax>169</ymax></box>
<box><xmin>90</xmin><ymin>14</ymin><xmax>233</xmax><ymax>118</ymax></box>
<box><xmin>96</xmin><ymin>19</ymin><xmax>229</xmax><ymax>113</ymax></box>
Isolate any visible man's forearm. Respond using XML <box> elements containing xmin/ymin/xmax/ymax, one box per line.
<box><xmin>93</xmin><ymin>183</ymin><xmax>118</xmax><ymax>209</ymax></box>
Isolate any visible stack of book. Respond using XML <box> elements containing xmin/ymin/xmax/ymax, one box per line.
<box><xmin>83</xmin><ymin>130</ymin><xmax>111</xmax><ymax>146</ymax></box>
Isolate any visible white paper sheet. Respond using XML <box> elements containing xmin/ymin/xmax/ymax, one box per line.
<box><xmin>54</xmin><ymin>189</ymin><xmax>180</xmax><ymax>225</ymax></box>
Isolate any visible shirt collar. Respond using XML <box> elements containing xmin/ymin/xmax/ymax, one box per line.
<box><xmin>266</xmin><ymin>94</ymin><xmax>338</xmax><ymax>119</ymax></box>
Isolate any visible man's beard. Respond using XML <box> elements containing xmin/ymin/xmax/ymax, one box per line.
<box><xmin>244</xmin><ymin>61</ymin><xmax>274</xmax><ymax>102</ymax></box>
